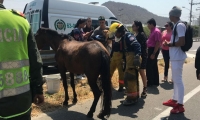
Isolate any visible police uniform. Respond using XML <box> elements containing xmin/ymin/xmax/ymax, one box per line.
<box><xmin>0</xmin><ymin>4</ymin><xmax>43</xmax><ymax>120</ymax></box>
<box><xmin>109</xmin><ymin>23</ymin><xmax>141</xmax><ymax>106</ymax></box>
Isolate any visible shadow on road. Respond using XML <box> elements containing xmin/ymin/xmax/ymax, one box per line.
<box><xmin>110</xmin><ymin>98</ymin><xmax>145</xmax><ymax>119</ymax></box>
<box><xmin>47</xmin><ymin>110</ymin><xmax>95</xmax><ymax>120</ymax></box>
<box><xmin>147</xmin><ymin>86</ymin><xmax>160</xmax><ymax>95</ymax></box>
<box><xmin>160</xmin><ymin>82</ymin><xmax>173</xmax><ymax>90</ymax></box>
<box><xmin>161</xmin><ymin>113</ymin><xmax>191</xmax><ymax>120</ymax></box>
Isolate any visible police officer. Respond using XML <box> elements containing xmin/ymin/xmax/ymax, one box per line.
<box><xmin>109</xmin><ymin>23</ymin><xmax>141</xmax><ymax>106</ymax></box>
<box><xmin>0</xmin><ymin>2</ymin><xmax>44</xmax><ymax>120</ymax></box>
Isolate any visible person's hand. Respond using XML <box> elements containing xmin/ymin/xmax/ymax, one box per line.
<box><xmin>150</xmin><ymin>54</ymin><xmax>155</xmax><ymax>59</ymax></box>
<box><xmin>133</xmin><ymin>55</ymin><xmax>141</xmax><ymax>69</ymax></box>
<box><xmin>163</xmin><ymin>40</ymin><xmax>169</xmax><ymax>46</ymax></box>
<box><xmin>33</xmin><ymin>94</ymin><xmax>44</xmax><ymax>105</ymax></box>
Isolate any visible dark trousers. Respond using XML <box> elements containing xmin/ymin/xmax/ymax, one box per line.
<box><xmin>146</xmin><ymin>47</ymin><xmax>160</xmax><ymax>86</ymax></box>
<box><xmin>162</xmin><ymin>49</ymin><xmax>170</xmax><ymax>77</ymax></box>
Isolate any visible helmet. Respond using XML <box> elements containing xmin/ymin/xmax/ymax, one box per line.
<box><xmin>109</xmin><ymin>23</ymin><xmax>123</xmax><ymax>38</ymax></box>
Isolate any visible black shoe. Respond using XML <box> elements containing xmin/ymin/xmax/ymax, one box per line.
<box><xmin>147</xmin><ymin>84</ymin><xmax>153</xmax><ymax>87</ymax></box>
<box><xmin>117</xmin><ymin>87</ymin><xmax>124</xmax><ymax>92</ymax></box>
<box><xmin>141</xmin><ymin>87</ymin><xmax>147</xmax><ymax>97</ymax></box>
<box><xmin>123</xmin><ymin>99</ymin><xmax>138</xmax><ymax>106</ymax></box>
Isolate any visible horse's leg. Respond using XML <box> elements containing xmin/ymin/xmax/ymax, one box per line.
<box><xmin>59</xmin><ymin>66</ymin><xmax>69</xmax><ymax>106</ymax></box>
<box><xmin>87</xmin><ymin>76</ymin><xmax>101</xmax><ymax>118</ymax></box>
<box><xmin>70</xmin><ymin>72</ymin><xmax>77</xmax><ymax>104</ymax></box>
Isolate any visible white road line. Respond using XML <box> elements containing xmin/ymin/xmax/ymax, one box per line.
<box><xmin>190</xmin><ymin>49</ymin><xmax>197</xmax><ymax>52</ymax></box>
<box><xmin>152</xmin><ymin>84</ymin><xmax>200</xmax><ymax>120</ymax></box>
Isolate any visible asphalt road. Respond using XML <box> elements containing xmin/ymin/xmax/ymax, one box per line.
<box><xmin>33</xmin><ymin>58</ymin><xmax>200</xmax><ymax>120</ymax></box>
<box><xmin>37</xmin><ymin>41</ymin><xmax>200</xmax><ymax>120</ymax></box>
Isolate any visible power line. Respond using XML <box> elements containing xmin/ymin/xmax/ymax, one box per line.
<box><xmin>188</xmin><ymin>0</ymin><xmax>200</xmax><ymax>25</ymax></box>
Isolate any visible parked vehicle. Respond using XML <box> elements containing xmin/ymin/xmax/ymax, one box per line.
<box><xmin>23</xmin><ymin>0</ymin><xmax>123</xmax><ymax>67</ymax></box>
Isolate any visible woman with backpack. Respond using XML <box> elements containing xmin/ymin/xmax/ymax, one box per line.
<box><xmin>161</xmin><ymin>22</ymin><xmax>173</xmax><ymax>83</ymax></box>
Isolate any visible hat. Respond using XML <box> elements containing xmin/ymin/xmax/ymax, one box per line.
<box><xmin>98</xmin><ymin>16</ymin><xmax>105</xmax><ymax>20</ymax></box>
<box><xmin>73</xmin><ymin>28</ymin><xmax>80</xmax><ymax>34</ymax></box>
<box><xmin>169</xmin><ymin>6</ymin><xmax>182</xmax><ymax>17</ymax></box>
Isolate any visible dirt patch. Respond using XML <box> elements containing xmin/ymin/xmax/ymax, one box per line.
<box><xmin>32</xmin><ymin>62</ymin><xmax>165</xmax><ymax>117</ymax></box>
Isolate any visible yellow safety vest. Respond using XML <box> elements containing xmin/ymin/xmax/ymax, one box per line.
<box><xmin>0</xmin><ymin>9</ymin><xmax>31</xmax><ymax>119</ymax></box>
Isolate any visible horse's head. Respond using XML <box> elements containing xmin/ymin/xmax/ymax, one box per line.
<box><xmin>35</xmin><ymin>27</ymin><xmax>68</xmax><ymax>51</ymax></box>
<box><xmin>34</xmin><ymin>27</ymin><xmax>49</xmax><ymax>50</ymax></box>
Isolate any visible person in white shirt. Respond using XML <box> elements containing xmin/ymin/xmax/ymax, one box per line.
<box><xmin>162</xmin><ymin>6</ymin><xmax>186</xmax><ymax>114</ymax></box>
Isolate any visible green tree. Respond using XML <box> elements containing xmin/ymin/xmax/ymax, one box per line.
<box><xmin>192</xmin><ymin>26</ymin><xmax>199</xmax><ymax>37</ymax></box>
<box><xmin>143</xmin><ymin>26</ymin><xmax>150</xmax><ymax>37</ymax></box>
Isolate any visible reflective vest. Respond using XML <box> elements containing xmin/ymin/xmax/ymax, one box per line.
<box><xmin>0</xmin><ymin>9</ymin><xmax>31</xmax><ymax>119</ymax></box>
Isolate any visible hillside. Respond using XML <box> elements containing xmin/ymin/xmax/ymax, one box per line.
<box><xmin>102</xmin><ymin>1</ymin><xmax>169</xmax><ymax>27</ymax></box>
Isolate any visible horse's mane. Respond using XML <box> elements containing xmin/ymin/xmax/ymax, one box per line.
<box><xmin>40</xmin><ymin>27</ymin><xmax>74</xmax><ymax>41</ymax></box>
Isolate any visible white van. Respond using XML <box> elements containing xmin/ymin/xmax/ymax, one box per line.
<box><xmin>23</xmin><ymin>0</ymin><xmax>122</xmax><ymax>34</ymax></box>
<box><xmin>23</xmin><ymin>0</ymin><xmax>122</xmax><ymax>67</ymax></box>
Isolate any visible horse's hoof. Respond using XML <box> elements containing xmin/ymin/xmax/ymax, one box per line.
<box><xmin>72</xmin><ymin>98</ymin><xmax>77</xmax><ymax>104</ymax></box>
<box><xmin>63</xmin><ymin>101</ymin><xmax>68</xmax><ymax>106</ymax></box>
<box><xmin>86</xmin><ymin>112</ymin><xmax>93</xmax><ymax>118</ymax></box>
<box><xmin>97</xmin><ymin>113</ymin><xmax>105</xmax><ymax>119</ymax></box>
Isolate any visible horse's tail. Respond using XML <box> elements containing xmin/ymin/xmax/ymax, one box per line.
<box><xmin>100</xmin><ymin>51</ymin><xmax>112</xmax><ymax>118</ymax></box>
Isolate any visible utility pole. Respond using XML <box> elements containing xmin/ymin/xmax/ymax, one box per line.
<box><xmin>189</xmin><ymin>0</ymin><xmax>200</xmax><ymax>25</ymax></box>
<box><xmin>197</xmin><ymin>8</ymin><xmax>200</xmax><ymax>37</ymax></box>
<box><xmin>189</xmin><ymin>0</ymin><xmax>193</xmax><ymax>25</ymax></box>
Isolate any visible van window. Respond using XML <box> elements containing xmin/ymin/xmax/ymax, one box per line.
<box><xmin>29</xmin><ymin>10</ymin><xmax>41</xmax><ymax>34</ymax></box>
<box><xmin>25</xmin><ymin>12</ymin><xmax>30</xmax><ymax>22</ymax></box>
<box><xmin>92</xmin><ymin>20</ymin><xmax>108</xmax><ymax>29</ymax></box>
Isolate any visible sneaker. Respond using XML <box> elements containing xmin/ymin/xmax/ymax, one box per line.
<box><xmin>163</xmin><ymin>99</ymin><xmax>177</xmax><ymax>107</ymax></box>
<box><xmin>82</xmin><ymin>74</ymin><xmax>86</xmax><ymax>78</ymax></box>
<box><xmin>170</xmin><ymin>104</ymin><xmax>185</xmax><ymax>114</ymax></box>
<box><xmin>141</xmin><ymin>87</ymin><xmax>147</xmax><ymax>97</ymax></box>
<box><xmin>76</xmin><ymin>75</ymin><xmax>83</xmax><ymax>80</ymax></box>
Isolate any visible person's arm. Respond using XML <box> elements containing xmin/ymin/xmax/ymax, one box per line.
<box><xmin>167</xmin><ymin>23</ymin><xmax>186</xmax><ymax>47</ymax></box>
<box><xmin>140</xmin><ymin>33</ymin><xmax>147</xmax><ymax>57</ymax></box>
<box><xmin>90</xmin><ymin>28</ymin><xmax>98</xmax><ymax>38</ymax></box>
<box><xmin>152</xmin><ymin>31</ymin><xmax>161</xmax><ymax>55</ymax></box>
<box><xmin>27</xmin><ymin>28</ymin><xmax>44</xmax><ymax>104</ymax></box>
<box><xmin>128</xmin><ymin>35</ymin><xmax>141</xmax><ymax>55</ymax></box>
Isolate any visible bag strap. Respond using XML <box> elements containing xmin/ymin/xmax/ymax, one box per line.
<box><xmin>173</xmin><ymin>22</ymin><xmax>180</xmax><ymax>46</ymax></box>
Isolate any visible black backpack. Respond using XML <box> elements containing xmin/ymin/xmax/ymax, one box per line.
<box><xmin>173</xmin><ymin>22</ymin><xmax>193</xmax><ymax>52</ymax></box>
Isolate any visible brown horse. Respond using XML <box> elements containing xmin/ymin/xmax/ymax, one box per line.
<box><xmin>35</xmin><ymin>28</ymin><xmax>112</xmax><ymax>119</ymax></box>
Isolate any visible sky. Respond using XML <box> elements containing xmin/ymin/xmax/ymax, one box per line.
<box><xmin>3</xmin><ymin>0</ymin><xmax>200</xmax><ymax>23</ymax></box>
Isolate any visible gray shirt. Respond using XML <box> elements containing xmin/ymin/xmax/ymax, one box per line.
<box><xmin>91</xmin><ymin>26</ymin><xmax>109</xmax><ymax>38</ymax></box>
